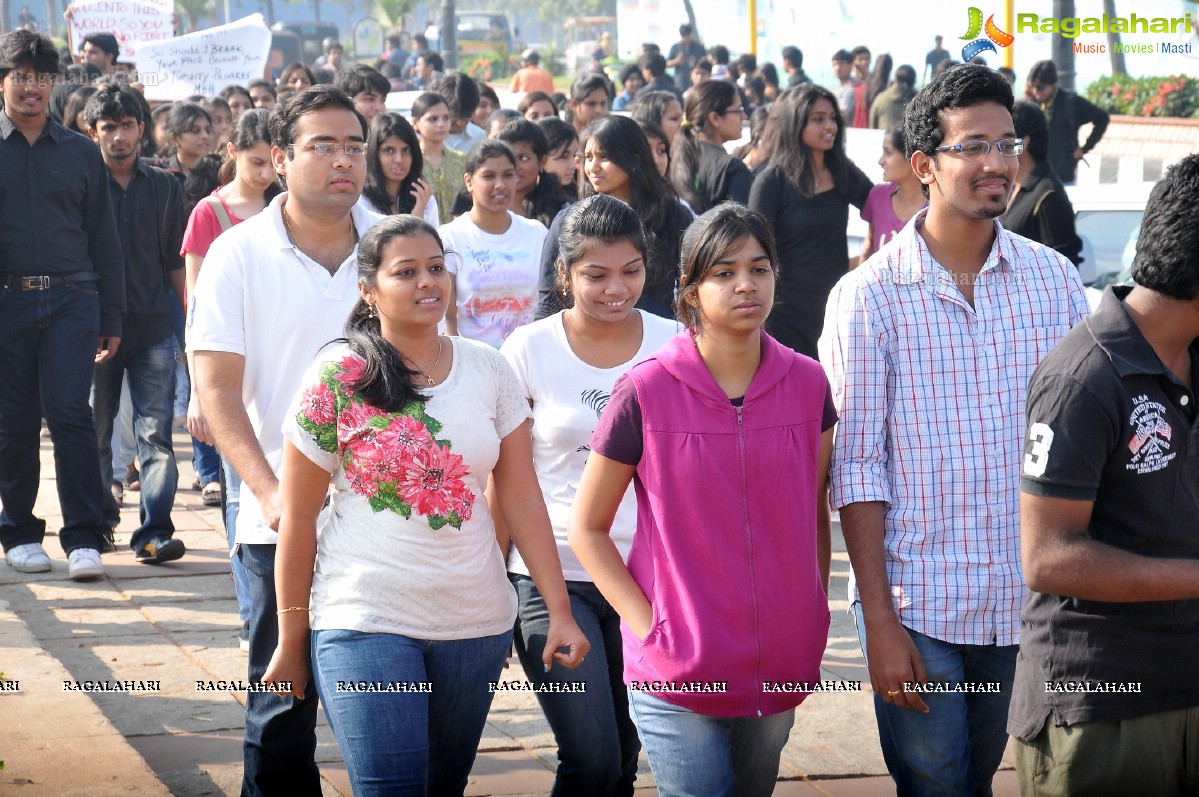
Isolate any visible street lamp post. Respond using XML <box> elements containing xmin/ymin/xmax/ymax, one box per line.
<box><xmin>440</xmin><ymin>0</ymin><xmax>457</xmax><ymax>71</ymax></box>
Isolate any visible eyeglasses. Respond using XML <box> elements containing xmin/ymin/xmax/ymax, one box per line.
<box><xmin>934</xmin><ymin>138</ymin><xmax>1024</xmax><ymax>158</ymax></box>
<box><xmin>287</xmin><ymin>142</ymin><xmax>368</xmax><ymax>158</ymax></box>
<box><xmin>720</xmin><ymin>107</ymin><xmax>746</xmax><ymax>116</ymax></box>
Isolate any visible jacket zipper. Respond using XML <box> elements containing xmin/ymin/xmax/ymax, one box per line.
<box><xmin>737</xmin><ymin>404</ymin><xmax>763</xmax><ymax>717</ymax></box>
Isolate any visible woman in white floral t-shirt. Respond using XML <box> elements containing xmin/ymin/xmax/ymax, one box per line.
<box><xmin>263</xmin><ymin>215</ymin><xmax>588</xmax><ymax>795</ymax></box>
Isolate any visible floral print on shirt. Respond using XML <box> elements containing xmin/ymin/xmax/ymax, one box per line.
<box><xmin>295</xmin><ymin>354</ymin><xmax>475</xmax><ymax>530</ymax></box>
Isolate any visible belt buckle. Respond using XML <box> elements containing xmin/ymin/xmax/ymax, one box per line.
<box><xmin>20</xmin><ymin>276</ymin><xmax>50</xmax><ymax>291</ymax></box>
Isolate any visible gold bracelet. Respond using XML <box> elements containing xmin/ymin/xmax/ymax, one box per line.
<box><xmin>277</xmin><ymin>606</ymin><xmax>310</xmax><ymax>615</ymax></box>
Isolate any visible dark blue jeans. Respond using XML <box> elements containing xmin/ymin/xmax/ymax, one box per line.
<box><xmin>92</xmin><ymin>335</ymin><xmax>178</xmax><ymax>550</ymax></box>
<box><xmin>512</xmin><ymin>574</ymin><xmax>640</xmax><ymax>796</ymax></box>
<box><xmin>237</xmin><ymin>543</ymin><xmax>321</xmax><ymax>797</ymax></box>
<box><xmin>853</xmin><ymin>603</ymin><xmax>1018</xmax><ymax>797</ymax></box>
<box><xmin>311</xmin><ymin>627</ymin><xmax>511</xmax><ymax>796</ymax></box>
<box><xmin>0</xmin><ymin>283</ymin><xmax>110</xmax><ymax>554</ymax></box>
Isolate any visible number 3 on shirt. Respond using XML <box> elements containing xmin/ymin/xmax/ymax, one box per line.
<box><xmin>1023</xmin><ymin>422</ymin><xmax>1055</xmax><ymax>478</ymax></box>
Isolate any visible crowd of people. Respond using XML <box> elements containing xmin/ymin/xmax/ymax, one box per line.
<box><xmin>1</xmin><ymin>17</ymin><xmax>1194</xmax><ymax>797</ymax></box>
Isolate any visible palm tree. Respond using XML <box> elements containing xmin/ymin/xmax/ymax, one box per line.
<box><xmin>375</xmin><ymin>0</ymin><xmax>418</xmax><ymax>32</ymax></box>
<box><xmin>1103</xmin><ymin>0</ymin><xmax>1126</xmax><ymax>76</ymax></box>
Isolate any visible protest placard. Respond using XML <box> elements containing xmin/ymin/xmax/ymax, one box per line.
<box><xmin>135</xmin><ymin>14</ymin><xmax>271</xmax><ymax>101</ymax></box>
<box><xmin>67</xmin><ymin>0</ymin><xmax>174</xmax><ymax>61</ymax></box>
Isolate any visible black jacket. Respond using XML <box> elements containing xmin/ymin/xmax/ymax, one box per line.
<box><xmin>1043</xmin><ymin>89</ymin><xmax>1109</xmax><ymax>184</ymax></box>
<box><xmin>1000</xmin><ymin>160</ymin><xmax>1083</xmax><ymax>267</ymax></box>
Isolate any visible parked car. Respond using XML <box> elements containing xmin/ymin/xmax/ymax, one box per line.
<box><xmin>1066</xmin><ymin>181</ymin><xmax>1153</xmax><ymax>289</ymax></box>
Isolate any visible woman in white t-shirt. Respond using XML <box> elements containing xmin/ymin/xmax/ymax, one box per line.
<box><xmin>441</xmin><ymin>140</ymin><xmax>548</xmax><ymax>348</ymax></box>
<box><xmin>263</xmin><ymin>215</ymin><xmax>588</xmax><ymax>795</ymax></box>
<box><xmin>499</xmin><ymin>195</ymin><xmax>679</xmax><ymax>795</ymax></box>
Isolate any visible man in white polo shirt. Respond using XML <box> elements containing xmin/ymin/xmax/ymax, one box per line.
<box><xmin>188</xmin><ymin>85</ymin><xmax>382</xmax><ymax>796</ymax></box>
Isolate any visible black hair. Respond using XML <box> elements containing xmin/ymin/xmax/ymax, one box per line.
<box><xmin>217</xmin><ymin>109</ymin><xmax>280</xmax><ymax>204</ymax></box>
<box><xmin>334</xmin><ymin>64</ymin><xmax>389</xmax><ymax>98</ymax></box>
<box><xmin>619</xmin><ymin>62</ymin><xmax>642</xmax><ymax>88</ymax></box>
<box><xmin>65</xmin><ymin>85</ymin><xmax>98</xmax><ymax>133</ymax></box>
<box><xmin>0</xmin><ymin>29</ymin><xmax>58</xmax><ymax>82</ymax></box>
<box><xmin>247</xmin><ymin>78</ymin><xmax>277</xmax><ymax>99</ymax></box>
<box><xmin>431</xmin><ymin>72</ymin><xmax>479</xmax><ymax>119</ymax></box>
<box><xmin>81</xmin><ymin>32</ymin><xmax>119</xmax><ymax>60</ymax></box>
<box><xmin>850</xmin><ymin>45</ymin><xmax>871</xmax><ymax>61</ymax></box>
<box><xmin>639</xmin><ymin>53</ymin><xmax>667</xmax><ymax>78</ymax></box>
<box><xmin>781</xmin><ymin>46</ymin><xmax>802</xmax><ymax>70</ymax></box>
<box><xmin>1027</xmin><ymin>59</ymin><xmax>1058</xmax><ymax>86</ymax></box>
<box><xmin>636</xmin><ymin>118</ymin><xmax>669</xmax><ymax>169</ymax></box>
<box><xmin>570</xmin><ymin>72</ymin><xmax>613</xmax><ymax>103</ymax></box>
<box><xmin>201</xmin><ymin>95</ymin><xmax>231</xmax><ymax>118</ymax></box>
<box><xmin>555</xmin><ymin>193</ymin><xmax>648</xmax><ymax>306</ymax></box>
<box><xmin>736</xmin><ymin>53</ymin><xmax>757</xmax><ymax>74</ymax></box>
<box><xmin>676</xmin><ymin>203</ymin><xmax>779</xmax><ymax>329</ymax></box>
<box><xmin>364</xmin><ymin>112</ymin><xmax>424</xmax><ymax>215</ymax></box>
<box><xmin>82</xmin><ymin>82</ymin><xmax>141</xmax><ymax>129</ymax></box>
<box><xmin>671</xmin><ymin>80</ymin><xmax>739</xmax><ymax>212</ymax></box>
<box><xmin>894</xmin><ymin>64</ymin><xmax>917</xmax><ymax>89</ymax></box>
<box><xmin>219</xmin><ymin>84</ymin><xmax>252</xmax><ymax>106</ymax></box>
<box><xmin>410</xmin><ymin>91</ymin><xmax>447</xmax><ymax>122</ymax></box>
<box><xmin>708</xmin><ymin>45</ymin><xmax>729</xmax><ymax>66</ymax></box>
<box><xmin>269</xmin><ymin>85</ymin><xmax>367</xmax><ymax>153</ymax></box>
<box><xmin>166</xmin><ymin>101</ymin><xmax>211</xmax><ymax>137</ymax></box>
<box><xmin>345</xmin><ymin>216</ymin><xmax>446</xmax><ymax>411</ymax></box>
<box><xmin>517</xmin><ymin>90</ymin><xmax>557</xmax><ymax>117</ymax></box>
<box><xmin>538</xmin><ymin>116</ymin><xmax>578</xmax><ymax>163</ymax></box>
<box><xmin>279</xmin><ymin>62</ymin><xmax>317</xmax><ymax>88</ymax></box>
<box><xmin>733</xmin><ymin>104</ymin><xmax>771</xmax><ymax>161</ymax></box>
<box><xmin>498</xmin><ymin>118</ymin><xmax>568</xmax><ymax>227</ymax></box>
<box><xmin>691</xmin><ymin>58</ymin><xmax>712</xmax><ymax>76</ymax></box>
<box><xmin>764</xmin><ymin>84</ymin><xmax>851</xmax><ymax>199</ymax></box>
<box><xmin>479</xmin><ymin>83</ymin><xmax>499</xmax><ymax>106</ymax></box>
<box><xmin>183</xmin><ymin>153</ymin><xmax>223</xmax><ymax>217</ymax></box>
<box><xmin>679</xmin><ymin>23</ymin><xmax>693</xmax><ymax>36</ymax></box>
<box><xmin>1010</xmin><ymin>101</ymin><xmax>1047</xmax><ymax>162</ymax></box>
<box><xmin>1132</xmin><ymin>154</ymin><xmax>1199</xmax><ymax>301</ymax></box>
<box><xmin>831</xmin><ymin>48</ymin><xmax>853</xmax><ymax>64</ymax></box>
<box><xmin>464</xmin><ymin>138</ymin><xmax>516</xmax><ymax>175</ymax></box>
<box><xmin>903</xmin><ymin>62</ymin><xmax>1013</xmax><ymax>164</ymax></box>
<box><xmin>865</xmin><ymin>53</ymin><xmax>892</xmax><ymax>110</ymax></box>
<box><xmin>885</xmin><ymin>123</ymin><xmax>908</xmax><ymax>159</ymax></box>
<box><xmin>629</xmin><ymin>90</ymin><xmax>681</xmax><ymax>131</ymax></box>
<box><xmin>417</xmin><ymin>50</ymin><xmax>443</xmax><ymax>73</ymax></box>
<box><xmin>488</xmin><ymin>108</ymin><xmax>522</xmax><ymax>131</ymax></box>
<box><xmin>761</xmin><ymin>62</ymin><xmax>780</xmax><ymax>89</ymax></box>
<box><xmin>581</xmin><ymin>115</ymin><xmax>685</xmax><ymax>304</ymax></box>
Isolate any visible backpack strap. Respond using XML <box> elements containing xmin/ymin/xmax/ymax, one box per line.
<box><xmin>1032</xmin><ymin>188</ymin><xmax>1054</xmax><ymax>217</ymax></box>
<box><xmin>206</xmin><ymin>195</ymin><xmax>234</xmax><ymax>232</ymax></box>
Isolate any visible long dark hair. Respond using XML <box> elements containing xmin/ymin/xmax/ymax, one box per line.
<box><xmin>555</xmin><ymin>194</ymin><xmax>648</xmax><ymax>308</ymax></box>
<box><xmin>676</xmin><ymin>204</ymin><xmax>779</xmax><ymax>329</ymax></box>
<box><xmin>364</xmin><ymin>113</ymin><xmax>425</xmax><ymax>215</ymax></box>
<box><xmin>216</xmin><ymin>108</ymin><xmax>281</xmax><ymax>202</ymax></box>
<box><xmin>497</xmin><ymin>118</ymin><xmax>568</xmax><ymax>227</ymax></box>
<box><xmin>670</xmin><ymin>80</ymin><xmax>738</xmax><ymax>212</ymax></box>
<box><xmin>581</xmin><ymin>115</ymin><xmax>687</xmax><ymax>304</ymax></box>
<box><xmin>538</xmin><ymin>116</ymin><xmax>579</xmax><ymax>199</ymax></box>
<box><xmin>343</xmin><ymin>216</ymin><xmax>446</xmax><ymax>411</ymax></box>
<box><xmin>764</xmin><ymin>84</ymin><xmax>851</xmax><ymax>198</ymax></box>
<box><xmin>865</xmin><ymin>53</ymin><xmax>893</xmax><ymax>111</ymax></box>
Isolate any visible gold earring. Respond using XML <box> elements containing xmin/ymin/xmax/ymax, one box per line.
<box><xmin>367</xmin><ymin>303</ymin><xmax>376</xmax><ymax>319</ymax></box>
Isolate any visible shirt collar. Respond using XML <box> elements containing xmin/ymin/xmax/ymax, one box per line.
<box><xmin>268</xmin><ymin>191</ymin><xmax>382</xmax><ymax>252</ymax></box>
<box><xmin>105</xmin><ymin>156</ymin><xmax>153</xmax><ymax>187</ymax></box>
<box><xmin>0</xmin><ymin>109</ymin><xmax>65</xmax><ymax>143</ymax></box>
<box><xmin>893</xmin><ymin>207</ymin><xmax>1017</xmax><ymax>284</ymax></box>
<box><xmin>1086</xmin><ymin>285</ymin><xmax>1195</xmax><ymax>379</ymax></box>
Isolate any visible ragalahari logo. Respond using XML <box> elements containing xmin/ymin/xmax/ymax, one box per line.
<box><xmin>960</xmin><ymin>7</ymin><xmax>1015</xmax><ymax>61</ymax></box>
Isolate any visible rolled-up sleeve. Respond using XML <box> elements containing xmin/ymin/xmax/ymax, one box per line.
<box><xmin>819</xmin><ymin>275</ymin><xmax>892</xmax><ymax>509</ymax></box>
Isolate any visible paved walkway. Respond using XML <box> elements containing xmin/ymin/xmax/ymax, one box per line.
<box><xmin>1</xmin><ymin>429</ymin><xmax>1021</xmax><ymax>795</ymax></box>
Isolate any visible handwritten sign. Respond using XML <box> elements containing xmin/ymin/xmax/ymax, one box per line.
<box><xmin>68</xmin><ymin>0</ymin><xmax>174</xmax><ymax>61</ymax></box>
<box><xmin>136</xmin><ymin>14</ymin><xmax>271</xmax><ymax>101</ymax></box>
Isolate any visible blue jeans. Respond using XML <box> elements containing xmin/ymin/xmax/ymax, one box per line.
<box><xmin>511</xmin><ymin>574</ymin><xmax>640</xmax><ymax>796</ymax></box>
<box><xmin>311</xmin><ymin>627</ymin><xmax>512</xmax><ymax>796</ymax></box>
<box><xmin>0</xmin><ymin>282</ymin><xmax>110</xmax><ymax>554</ymax></box>
<box><xmin>853</xmin><ymin>603</ymin><xmax>1018</xmax><ymax>797</ymax></box>
<box><xmin>237</xmin><ymin>543</ymin><xmax>321</xmax><ymax>797</ymax></box>
<box><xmin>222</xmin><ymin>457</ymin><xmax>250</xmax><ymax>623</ymax></box>
<box><xmin>627</xmin><ymin>690</ymin><xmax>794</xmax><ymax>797</ymax></box>
<box><xmin>92</xmin><ymin>335</ymin><xmax>178</xmax><ymax>550</ymax></box>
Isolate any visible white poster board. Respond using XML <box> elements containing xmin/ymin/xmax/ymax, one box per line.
<box><xmin>68</xmin><ymin>0</ymin><xmax>174</xmax><ymax>62</ymax></box>
<box><xmin>136</xmin><ymin>14</ymin><xmax>271</xmax><ymax>101</ymax></box>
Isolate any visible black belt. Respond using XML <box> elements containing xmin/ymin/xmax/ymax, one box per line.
<box><xmin>0</xmin><ymin>272</ymin><xmax>101</xmax><ymax>291</ymax></box>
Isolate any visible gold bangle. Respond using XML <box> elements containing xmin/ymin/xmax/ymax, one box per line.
<box><xmin>277</xmin><ymin>606</ymin><xmax>310</xmax><ymax>615</ymax></box>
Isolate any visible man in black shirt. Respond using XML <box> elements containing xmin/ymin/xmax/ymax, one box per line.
<box><xmin>86</xmin><ymin>83</ymin><xmax>187</xmax><ymax>565</ymax></box>
<box><xmin>0</xmin><ymin>30</ymin><xmax>125</xmax><ymax>580</ymax></box>
<box><xmin>666</xmin><ymin>23</ymin><xmax>705</xmax><ymax>92</ymax></box>
<box><xmin>1024</xmin><ymin>59</ymin><xmax>1109</xmax><ymax>185</ymax></box>
<box><xmin>635</xmin><ymin>53</ymin><xmax>683</xmax><ymax>104</ymax></box>
<box><xmin>1014</xmin><ymin>154</ymin><xmax>1199</xmax><ymax>795</ymax></box>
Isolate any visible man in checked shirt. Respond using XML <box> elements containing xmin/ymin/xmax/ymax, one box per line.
<box><xmin>819</xmin><ymin>63</ymin><xmax>1089</xmax><ymax>796</ymax></box>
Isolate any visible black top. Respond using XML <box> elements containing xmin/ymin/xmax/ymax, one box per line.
<box><xmin>786</xmin><ymin>69</ymin><xmax>811</xmax><ymax>89</ymax></box>
<box><xmin>636</xmin><ymin>76</ymin><xmax>684</xmax><ymax>105</ymax></box>
<box><xmin>1043</xmin><ymin>89</ymin><xmax>1109</xmax><ymax>184</ymax></box>
<box><xmin>668</xmin><ymin>40</ymin><xmax>707</xmax><ymax>91</ymax></box>
<box><xmin>535</xmin><ymin>200</ymin><xmax>692</xmax><ymax>321</ymax></box>
<box><xmin>748</xmin><ymin>162</ymin><xmax>872</xmax><ymax>358</ymax></box>
<box><xmin>0</xmin><ymin>112</ymin><xmax>126</xmax><ymax>337</ymax></box>
<box><xmin>1000</xmin><ymin>160</ymin><xmax>1083</xmax><ymax>267</ymax></box>
<box><xmin>694</xmin><ymin>142</ymin><xmax>753</xmax><ymax>214</ymax></box>
<box><xmin>105</xmin><ymin>160</ymin><xmax>186</xmax><ymax>348</ymax></box>
<box><xmin>1011</xmin><ymin>286</ymin><xmax>1199</xmax><ymax>740</ymax></box>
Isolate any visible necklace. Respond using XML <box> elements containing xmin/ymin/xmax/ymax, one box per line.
<box><xmin>406</xmin><ymin>336</ymin><xmax>445</xmax><ymax>386</ymax></box>
<box><xmin>282</xmin><ymin>201</ymin><xmax>356</xmax><ymax>270</ymax></box>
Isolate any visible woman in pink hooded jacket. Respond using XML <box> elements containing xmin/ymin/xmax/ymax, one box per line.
<box><xmin>570</xmin><ymin>203</ymin><xmax>835</xmax><ymax>796</ymax></box>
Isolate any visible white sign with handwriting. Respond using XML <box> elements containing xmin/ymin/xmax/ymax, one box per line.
<box><xmin>69</xmin><ymin>0</ymin><xmax>174</xmax><ymax>61</ymax></box>
<box><xmin>136</xmin><ymin>14</ymin><xmax>271</xmax><ymax>101</ymax></box>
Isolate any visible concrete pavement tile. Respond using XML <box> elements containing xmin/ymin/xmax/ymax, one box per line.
<box><xmin>18</xmin><ymin>604</ymin><xmax>163</xmax><ymax>640</ymax></box>
<box><xmin>527</xmin><ymin>747</ymin><xmax>658</xmax><ymax>790</ymax></box>
<box><xmin>114</xmin><ymin>573</ymin><xmax>236</xmax><ymax>604</ymax></box>
<box><xmin>466</xmin><ymin>749</ymin><xmax>555</xmax><ymax>796</ymax></box>
<box><xmin>483</xmin><ymin>707</ymin><xmax>556</xmax><ymax>749</ymax></box>
<box><xmin>101</xmin><ymin>550</ymin><xmax>234</xmax><ymax>579</ymax></box>
<box><xmin>769</xmin><ymin>780</ymin><xmax>826</xmax><ymax>795</ymax></box>
<box><xmin>125</xmin><ymin>729</ymin><xmax>241</xmax><ymax>796</ymax></box>
<box><xmin>1</xmin><ymin>579</ymin><xmax>127</xmax><ymax>612</ymax></box>
<box><xmin>782</xmin><ymin>690</ymin><xmax>888</xmax><ymax>778</ymax></box>
<box><xmin>172</xmin><ymin>629</ymin><xmax>253</xmax><ymax>680</ymax></box>
<box><xmin>138</xmin><ymin>598</ymin><xmax>243</xmax><ymax>633</ymax></box>
<box><xmin>315</xmin><ymin>723</ymin><xmax>348</xmax><ymax>764</ymax></box>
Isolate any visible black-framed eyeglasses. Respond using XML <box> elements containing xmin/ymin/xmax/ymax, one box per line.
<box><xmin>934</xmin><ymin>138</ymin><xmax>1024</xmax><ymax>158</ymax></box>
<box><xmin>286</xmin><ymin>142</ymin><xmax>369</xmax><ymax>158</ymax></box>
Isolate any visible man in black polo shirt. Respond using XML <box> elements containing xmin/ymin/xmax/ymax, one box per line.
<box><xmin>1012</xmin><ymin>154</ymin><xmax>1199</xmax><ymax>795</ymax></box>
<box><xmin>86</xmin><ymin>83</ymin><xmax>187</xmax><ymax>565</ymax></box>
<box><xmin>0</xmin><ymin>30</ymin><xmax>125</xmax><ymax>580</ymax></box>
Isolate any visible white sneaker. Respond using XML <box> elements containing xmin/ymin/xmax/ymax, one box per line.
<box><xmin>6</xmin><ymin>543</ymin><xmax>51</xmax><ymax>573</ymax></box>
<box><xmin>68</xmin><ymin>548</ymin><xmax>104</xmax><ymax>580</ymax></box>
